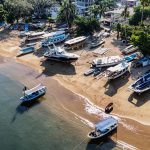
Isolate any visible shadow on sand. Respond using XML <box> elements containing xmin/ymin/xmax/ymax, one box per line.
<box><xmin>128</xmin><ymin>92</ymin><xmax>150</xmax><ymax>107</ymax></box>
<box><xmin>104</xmin><ymin>72</ymin><xmax>130</xmax><ymax>97</ymax></box>
<box><xmin>0</xmin><ymin>28</ymin><xmax>13</xmax><ymax>41</ymax></box>
<box><xmin>11</xmin><ymin>97</ymin><xmax>46</xmax><ymax>122</ymax></box>
<box><xmin>38</xmin><ymin>59</ymin><xmax>76</xmax><ymax>77</ymax></box>
<box><xmin>86</xmin><ymin>129</ymin><xmax>118</xmax><ymax>150</ymax></box>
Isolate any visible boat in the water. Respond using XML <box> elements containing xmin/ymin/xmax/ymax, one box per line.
<box><xmin>92</xmin><ymin>56</ymin><xmax>123</xmax><ymax>68</ymax></box>
<box><xmin>122</xmin><ymin>45</ymin><xmax>138</xmax><ymax>55</ymax></box>
<box><xmin>42</xmin><ymin>31</ymin><xmax>69</xmax><ymax>46</ymax></box>
<box><xmin>17</xmin><ymin>47</ymin><xmax>34</xmax><ymax>57</ymax></box>
<box><xmin>105</xmin><ymin>61</ymin><xmax>129</xmax><ymax>80</ymax></box>
<box><xmin>90</xmin><ymin>39</ymin><xmax>105</xmax><ymax>49</ymax></box>
<box><xmin>129</xmin><ymin>72</ymin><xmax>150</xmax><ymax>93</ymax></box>
<box><xmin>88</xmin><ymin>117</ymin><xmax>118</xmax><ymax>139</ymax></box>
<box><xmin>44</xmin><ymin>44</ymin><xmax>79</xmax><ymax>63</ymax></box>
<box><xmin>20</xmin><ymin>84</ymin><xmax>46</xmax><ymax>102</ymax></box>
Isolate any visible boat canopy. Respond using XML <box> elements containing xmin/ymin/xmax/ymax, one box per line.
<box><xmin>65</xmin><ymin>36</ymin><xmax>86</xmax><ymax>45</ymax></box>
<box><xmin>24</xmin><ymin>84</ymin><xmax>45</xmax><ymax>95</ymax></box>
<box><xmin>107</xmin><ymin>61</ymin><xmax>128</xmax><ymax>72</ymax></box>
<box><xmin>95</xmin><ymin>117</ymin><xmax>117</xmax><ymax>132</ymax></box>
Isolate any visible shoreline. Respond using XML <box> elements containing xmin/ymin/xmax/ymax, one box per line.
<box><xmin>0</xmin><ymin>30</ymin><xmax>149</xmax><ymax>126</ymax></box>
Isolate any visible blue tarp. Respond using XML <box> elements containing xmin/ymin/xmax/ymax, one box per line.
<box><xmin>25</xmin><ymin>23</ymin><xmax>29</xmax><ymax>32</ymax></box>
<box><xmin>95</xmin><ymin>117</ymin><xmax>117</xmax><ymax>132</ymax></box>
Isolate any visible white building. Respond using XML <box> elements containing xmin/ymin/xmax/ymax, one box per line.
<box><xmin>75</xmin><ymin>0</ymin><xmax>94</xmax><ymax>15</ymax></box>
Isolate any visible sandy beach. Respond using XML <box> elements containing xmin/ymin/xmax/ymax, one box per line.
<box><xmin>0</xmin><ymin>29</ymin><xmax>150</xmax><ymax>149</ymax></box>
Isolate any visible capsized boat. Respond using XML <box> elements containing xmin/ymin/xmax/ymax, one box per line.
<box><xmin>105</xmin><ymin>61</ymin><xmax>129</xmax><ymax>80</ymax></box>
<box><xmin>92</xmin><ymin>56</ymin><xmax>123</xmax><ymax>68</ymax></box>
<box><xmin>20</xmin><ymin>84</ymin><xmax>46</xmax><ymax>102</ymax></box>
<box><xmin>88</xmin><ymin>117</ymin><xmax>118</xmax><ymax>139</ymax></box>
<box><xmin>44</xmin><ymin>44</ymin><xmax>79</xmax><ymax>63</ymax></box>
<box><xmin>17</xmin><ymin>47</ymin><xmax>34</xmax><ymax>57</ymax></box>
<box><xmin>129</xmin><ymin>72</ymin><xmax>150</xmax><ymax>93</ymax></box>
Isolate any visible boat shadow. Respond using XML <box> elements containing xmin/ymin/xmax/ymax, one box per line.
<box><xmin>39</xmin><ymin>59</ymin><xmax>76</xmax><ymax>77</ymax></box>
<box><xmin>86</xmin><ymin>129</ymin><xmax>118</xmax><ymax>150</ymax></box>
<box><xmin>104</xmin><ymin>72</ymin><xmax>130</xmax><ymax>97</ymax></box>
<box><xmin>128</xmin><ymin>92</ymin><xmax>150</xmax><ymax>107</ymax></box>
<box><xmin>11</xmin><ymin>98</ymin><xmax>46</xmax><ymax>122</ymax></box>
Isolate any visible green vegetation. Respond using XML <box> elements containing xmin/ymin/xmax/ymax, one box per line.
<box><xmin>74</xmin><ymin>16</ymin><xmax>100</xmax><ymax>36</ymax></box>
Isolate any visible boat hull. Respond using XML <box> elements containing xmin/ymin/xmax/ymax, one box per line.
<box><xmin>88</xmin><ymin>125</ymin><xmax>117</xmax><ymax>140</ymax></box>
<box><xmin>108</xmin><ymin>70</ymin><xmax>128</xmax><ymax>80</ymax></box>
<box><xmin>44</xmin><ymin>56</ymin><xmax>78</xmax><ymax>63</ymax></box>
<box><xmin>20</xmin><ymin>92</ymin><xmax>45</xmax><ymax>102</ymax></box>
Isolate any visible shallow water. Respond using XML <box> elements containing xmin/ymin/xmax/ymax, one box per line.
<box><xmin>0</xmin><ymin>74</ymin><xmax>122</xmax><ymax>150</ymax></box>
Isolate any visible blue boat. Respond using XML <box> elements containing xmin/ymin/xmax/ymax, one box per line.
<box><xmin>129</xmin><ymin>72</ymin><xmax>150</xmax><ymax>93</ymax></box>
<box><xmin>17</xmin><ymin>47</ymin><xmax>34</xmax><ymax>57</ymax></box>
<box><xmin>42</xmin><ymin>31</ymin><xmax>69</xmax><ymax>47</ymax></box>
<box><xmin>124</xmin><ymin>53</ymin><xmax>137</xmax><ymax>62</ymax></box>
<box><xmin>88</xmin><ymin>117</ymin><xmax>118</xmax><ymax>139</ymax></box>
<box><xmin>20</xmin><ymin>84</ymin><xmax>46</xmax><ymax>102</ymax></box>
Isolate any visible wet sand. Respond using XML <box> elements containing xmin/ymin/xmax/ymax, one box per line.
<box><xmin>0</xmin><ymin>29</ymin><xmax>150</xmax><ymax>149</ymax></box>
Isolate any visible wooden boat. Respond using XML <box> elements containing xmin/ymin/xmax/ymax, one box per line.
<box><xmin>26</xmin><ymin>42</ymin><xmax>37</xmax><ymax>47</ymax></box>
<box><xmin>129</xmin><ymin>72</ymin><xmax>150</xmax><ymax>93</ymax></box>
<box><xmin>92</xmin><ymin>56</ymin><xmax>123</xmax><ymax>68</ymax></box>
<box><xmin>64</xmin><ymin>36</ymin><xmax>86</xmax><ymax>50</ymax></box>
<box><xmin>84</xmin><ymin>68</ymin><xmax>95</xmax><ymax>76</ymax></box>
<box><xmin>106</xmin><ymin>61</ymin><xmax>129</xmax><ymax>80</ymax></box>
<box><xmin>122</xmin><ymin>45</ymin><xmax>138</xmax><ymax>55</ymax></box>
<box><xmin>17</xmin><ymin>47</ymin><xmax>34</xmax><ymax>57</ymax></box>
<box><xmin>26</xmin><ymin>31</ymin><xmax>45</xmax><ymax>41</ymax></box>
<box><xmin>90</xmin><ymin>39</ymin><xmax>105</xmax><ymax>49</ymax></box>
<box><xmin>88</xmin><ymin>117</ymin><xmax>118</xmax><ymax>139</ymax></box>
<box><xmin>105</xmin><ymin>103</ymin><xmax>113</xmax><ymax>114</ymax></box>
<box><xmin>20</xmin><ymin>84</ymin><xmax>46</xmax><ymax>102</ymax></box>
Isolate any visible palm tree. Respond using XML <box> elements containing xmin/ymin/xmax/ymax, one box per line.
<box><xmin>140</xmin><ymin>0</ymin><xmax>149</xmax><ymax>24</ymax></box>
<box><xmin>121</xmin><ymin>5</ymin><xmax>130</xmax><ymax>43</ymax></box>
<box><xmin>58</xmin><ymin>0</ymin><xmax>76</xmax><ymax>28</ymax></box>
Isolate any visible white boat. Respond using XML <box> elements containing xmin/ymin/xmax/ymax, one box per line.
<box><xmin>44</xmin><ymin>44</ymin><xmax>79</xmax><ymax>63</ymax></box>
<box><xmin>17</xmin><ymin>47</ymin><xmax>34</xmax><ymax>57</ymax></box>
<box><xmin>64</xmin><ymin>36</ymin><xmax>86</xmax><ymax>50</ymax></box>
<box><xmin>90</xmin><ymin>39</ymin><xmax>105</xmax><ymax>49</ymax></box>
<box><xmin>26</xmin><ymin>31</ymin><xmax>45</xmax><ymax>41</ymax></box>
<box><xmin>106</xmin><ymin>61</ymin><xmax>129</xmax><ymax>80</ymax></box>
<box><xmin>129</xmin><ymin>72</ymin><xmax>150</xmax><ymax>93</ymax></box>
<box><xmin>88</xmin><ymin>117</ymin><xmax>118</xmax><ymax>139</ymax></box>
<box><xmin>20</xmin><ymin>84</ymin><xmax>46</xmax><ymax>102</ymax></box>
<box><xmin>92</xmin><ymin>56</ymin><xmax>123</xmax><ymax>68</ymax></box>
<box><xmin>122</xmin><ymin>45</ymin><xmax>138</xmax><ymax>55</ymax></box>
<box><xmin>42</xmin><ymin>31</ymin><xmax>69</xmax><ymax>46</ymax></box>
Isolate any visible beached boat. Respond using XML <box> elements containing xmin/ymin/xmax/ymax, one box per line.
<box><xmin>88</xmin><ymin>117</ymin><xmax>118</xmax><ymax>139</ymax></box>
<box><xmin>90</xmin><ymin>39</ymin><xmax>105</xmax><ymax>49</ymax></box>
<box><xmin>17</xmin><ymin>47</ymin><xmax>34</xmax><ymax>57</ymax></box>
<box><xmin>84</xmin><ymin>68</ymin><xmax>95</xmax><ymax>76</ymax></box>
<box><xmin>105</xmin><ymin>103</ymin><xmax>113</xmax><ymax>114</ymax></box>
<box><xmin>26</xmin><ymin>31</ymin><xmax>45</xmax><ymax>41</ymax></box>
<box><xmin>122</xmin><ymin>45</ymin><xmax>138</xmax><ymax>55</ymax></box>
<box><xmin>44</xmin><ymin>44</ymin><xmax>79</xmax><ymax>63</ymax></box>
<box><xmin>92</xmin><ymin>56</ymin><xmax>123</xmax><ymax>68</ymax></box>
<box><xmin>26</xmin><ymin>42</ymin><xmax>37</xmax><ymax>47</ymax></box>
<box><xmin>129</xmin><ymin>72</ymin><xmax>150</xmax><ymax>93</ymax></box>
<box><xmin>20</xmin><ymin>84</ymin><xmax>46</xmax><ymax>102</ymax></box>
<box><xmin>42</xmin><ymin>31</ymin><xmax>69</xmax><ymax>46</ymax></box>
<box><xmin>106</xmin><ymin>61</ymin><xmax>129</xmax><ymax>80</ymax></box>
<box><xmin>64</xmin><ymin>36</ymin><xmax>86</xmax><ymax>50</ymax></box>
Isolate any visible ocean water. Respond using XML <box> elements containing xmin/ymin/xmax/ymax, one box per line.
<box><xmin>0</xmin><ymin>74</ymin><xmax>120</xmax><ymax>150</ymax></box>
